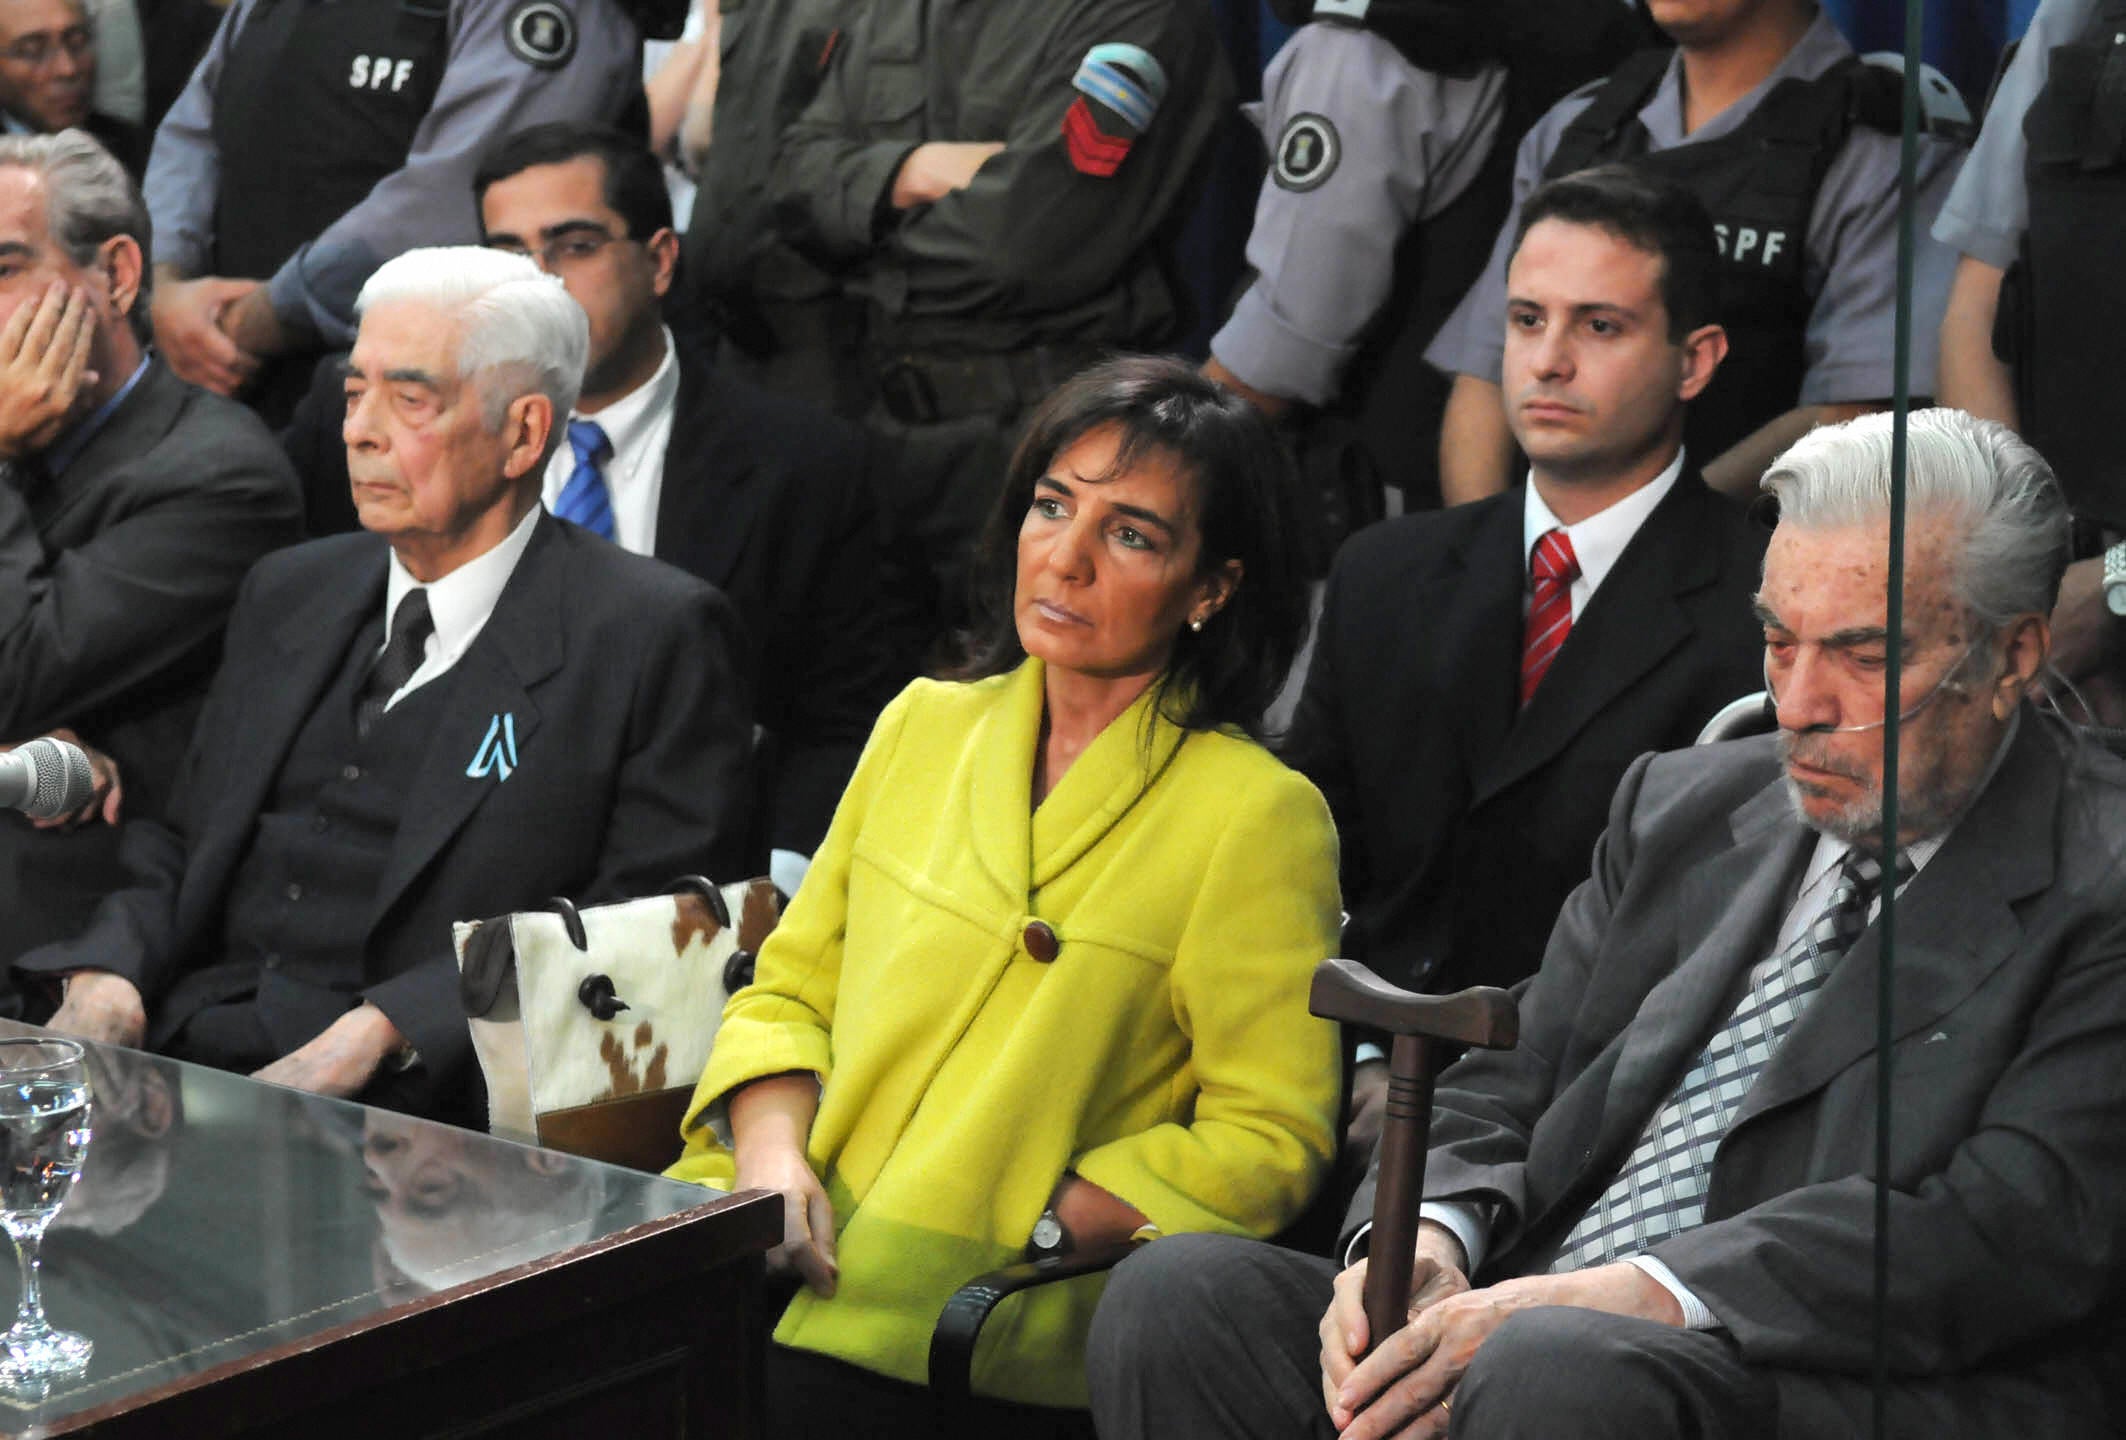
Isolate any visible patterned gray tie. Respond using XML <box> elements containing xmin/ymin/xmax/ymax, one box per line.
<box><xmin>1549</xmin><ymin>847</ymin><xmax>1914</xmax><ymax>1272</ymax></box>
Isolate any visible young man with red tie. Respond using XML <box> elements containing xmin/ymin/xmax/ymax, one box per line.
<box><xmin>1280</xmin><ymin>165</ymin><xmax>1767</xmax><ymax>1158</ymax></box>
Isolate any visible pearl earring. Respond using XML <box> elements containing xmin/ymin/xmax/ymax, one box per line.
<box><xmin>1189</xmin><ymin>615</ymin><xmax>1205</xmax><ymax>632</ymax></box>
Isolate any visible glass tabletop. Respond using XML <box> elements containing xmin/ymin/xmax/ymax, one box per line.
<box><xmin>0</xmin><ymin>1023</ymin><xmax>720</xmax><ymax>1433</ymax></box>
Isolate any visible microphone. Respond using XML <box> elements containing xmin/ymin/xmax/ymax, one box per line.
<box><xmin>0</xmin><ymin>737</ymin><xmax>96</xmax><ymax>819</ymax></box>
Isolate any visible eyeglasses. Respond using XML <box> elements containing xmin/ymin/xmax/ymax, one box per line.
<box><xmin>486</xmin><ymin>228</ymin><xmax>624</xmax><ymax>272</ymax></box>
<box><xmin>1</xmin><ymin>26</ymin><xmax>92</xmax><ymax>69</ymax></box>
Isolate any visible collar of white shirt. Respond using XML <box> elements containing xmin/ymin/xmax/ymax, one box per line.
<box><xmin>1521</xmin><ymin>448</ymin><xmax>1686</xmax><ymax>612</ymax></box>
<box><xmin>541</xmin><ymin>326</ymin><xmax>680</xmax><ymax>554</ymax></box>
<box><xmin>378</xmin><ymin>500</ymin><xmax>542</xmax><ymax>705</ymax></box>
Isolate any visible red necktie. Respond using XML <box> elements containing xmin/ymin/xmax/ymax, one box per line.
<box><xmin>1519</xmin><ymin>528</ymin><xmax>1580</xmax><ymax>707</ymax></box>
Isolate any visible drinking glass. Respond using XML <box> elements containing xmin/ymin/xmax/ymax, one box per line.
<box><xmin>0</xmin><ymin>1038</ymin><xmax>92</xmax><ymax>1379</ymax></box>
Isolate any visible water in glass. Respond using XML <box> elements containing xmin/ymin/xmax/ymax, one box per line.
<box><xmin>0</xmin><ymin>1038</ymin><xmax>92</xmax><ymax>1380</ymax></box>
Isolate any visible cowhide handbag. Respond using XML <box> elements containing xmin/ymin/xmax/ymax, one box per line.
<box><xmin>452</xmin><ymin>877</ymin><xmax>782</xmax><ymax>1171</ymax></box>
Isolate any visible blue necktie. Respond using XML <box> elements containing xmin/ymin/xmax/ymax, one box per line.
<box><xmin>556</xmin><ymin>419</ymin><xmax>615</xmax><ymax>540</ymax></box>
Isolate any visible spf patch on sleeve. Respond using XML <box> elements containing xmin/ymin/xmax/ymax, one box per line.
<box><xmin>1273</xmin><ymin>113</ymin><xmax>1340</xmax><ymax>192</ymax></box>
<box><xmin>505</xmin><ymin>0</ymin><xmax>577</xmax><ymax>68</ymax></box>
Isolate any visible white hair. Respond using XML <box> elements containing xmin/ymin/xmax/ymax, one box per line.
<box><xmin>1760</xmin><ymin>407</ymin><xmax>2071</xmax><ymax>630</ymax></box>
<box><xmin>355</xmin><ymin>245</ymin><xmax>587</xmax><ymax>430</ymax></box>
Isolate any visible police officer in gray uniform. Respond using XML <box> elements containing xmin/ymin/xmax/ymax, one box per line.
<box><xmin>1206</xmin><ymin>0</ymin><xmax>1646</xmax><ymax>527</ymax></box>
<box><xmin>143</xmin><ymin>0</ymin><xmax>641</xmax><ymax>419</ymax></box>
<box><xmin>768</xmin><ymin>0</ymin><xmax>1232</xmax><ymax>633</ymax></box>
<box><xmin>1429</xmin><ymin>0</ymin><xmax>1967</xmax><ymax>506</ymax></box>
<box><xmin>1935</xmin><ymin>0</ymin><xmax>2126</xmax><ymax>723</ymax></box>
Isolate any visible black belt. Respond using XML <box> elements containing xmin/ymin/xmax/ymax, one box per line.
<box><xmin>873</xmin><ymin>344</ymin><xmax>1105</xmax><ymax>425</ymax></box>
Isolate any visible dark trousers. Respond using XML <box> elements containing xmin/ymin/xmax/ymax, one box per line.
<box><xmin>763</xmin><ymin>1341</ymin><xmax>1093</xmax><ymax>1440</ymax></box>
<box><xmin>1084</xmin><ymin>1233</ymin><xmax>1777</xmax><ymax>1440</ymax></box>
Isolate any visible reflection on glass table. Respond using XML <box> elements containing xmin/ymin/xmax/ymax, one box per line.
<box><xmin>0</xmin><ymin>1021</ymin><xmax>766</xmax><ymax>1438</ymax></box>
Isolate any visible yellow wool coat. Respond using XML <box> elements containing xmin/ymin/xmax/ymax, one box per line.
<box><xmin>668</xmin><ymin>661</ymin><xmax>1342</xmax><ymax>1407</ymax></box>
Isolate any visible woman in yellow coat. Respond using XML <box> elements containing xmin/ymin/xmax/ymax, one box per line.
<box><xmin>668</xmin><ymin>356</ymin><xmax>1343</xmax><ymax>1433</ymax></box>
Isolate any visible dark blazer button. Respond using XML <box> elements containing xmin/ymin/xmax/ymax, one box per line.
<box><xmin>1023</xmin><ymin>920</ymin><xmax>1059</xmax><ymax>963</ymax></box>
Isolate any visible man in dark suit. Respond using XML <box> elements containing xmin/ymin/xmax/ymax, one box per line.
<box><xmin>290</xmin><ymin>123</ymin><xmax>899</xmax><ymax>879</ymax></box>
<box><xmin>1284</xmin><ymin>166</ymin><xmax>1764</xmax><ymax>1153</ymax></box>
<box><xmin>0</xmin><ymin>0</ymin><xmax>146</xmax><ymax>177</ymax></box>
<box><xmin>0</xmin><ymin>129</ymin><xmax>300</xmax><ymax>968</ymax></box>
<box><xmin>20</xmin><ymin>245</ymin><xmax>754</xmax><ymax>1122</ymax></box>
<box><xmin>1090</xmin><ymin>407</ymin><xmax>2126</xmax><ymax>1437</ymax></box>
<box><xmin>472</xmin><ymin>123</ymin><xmax>899</xmax><ymax>881</ymax></box>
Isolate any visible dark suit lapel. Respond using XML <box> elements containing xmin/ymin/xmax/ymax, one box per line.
<box><xmin>35</xmin><ymin>362</ymin><xmax>181</xmax><ymax>525</ymax></box>
<box><xmin>367</xmin><ymin>517</ymin><xmax>565</xmax><ymax>925</ymax></box>
<box><xmin>1474</xmin><ymin>474</ymin><xmax>1718</xmax><ymax>807</ymax></box>
<box><xmin>213</xmin><ymin>545</ymin><xmax>387</xmax><ymax>845</ymax></box>
<box><xmin>1583</xmin><ymin>774</ymin><xmax>1814</xmax><ymax>1178</ymax></box>
<box><xmin>1733</xmin><ymin>714</ymin><xmax>2057</xmax><ymax>1127</ymax></box>
<box><xmin>1433</xmin><ymin>494</ymin><xmax>1526</xmax><ymax>778</ymax></box>
<box><xmin>653</xmin><ymin>354</ymin><xmax>770</xmax><ymax>589</ymax></box>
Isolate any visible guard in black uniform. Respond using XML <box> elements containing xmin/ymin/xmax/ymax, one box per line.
<box><xmin>765</xmin><ymin>0</ymin><xmax>1233</xmax><ymax>640</ymax></box>
<box><xmin>1935</xmin><ymin>0</ymin><xmax>2126</xmax><ymax>724</ymax></box>
<box><xmin>679</xmin><ymin>0</ymin><xmax>867</xmax><ymax>412</ymax></box>
<box><xmin>1991</xmin><ymin>0</ymin><xmax>2126</xmax><ymax>526</ymax></box>
<box><xmin>143</xmin><ymin>0</ymin><xmax>643</xmax><ymax>421</ymax></box>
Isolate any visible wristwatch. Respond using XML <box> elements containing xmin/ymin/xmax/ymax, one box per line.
<box><xmin>1025</xmin><ymin>1207</ymin><xmax>1073</xmax><ymax>1262</ymax></box>
<box><xmin>2104</xmin><ymin>542</ymin><xmax>2126</xmax><ymax>618</ymax></box>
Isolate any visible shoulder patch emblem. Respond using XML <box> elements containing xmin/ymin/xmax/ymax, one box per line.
<box><xmin>1273</xmin><ymin>113</ymin><xmax>1340</xmax><ymax>192</ymax></box>
<box><xmin>1063</xmin><ymin>96</ymin><xmax>1133</xmax><ymax>177</ymax></box>
<box><xmin>1072</xmin><ymin>42</ymin><xmax>1168</xmax><ymax>134</ymax></box>
<box><xmin>505</xmin><ymin>0</ymin><xmax>577</xmax><ymax>69</ymax></box>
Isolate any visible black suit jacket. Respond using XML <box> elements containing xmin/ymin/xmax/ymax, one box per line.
<box><xmin>282</xmin><ymin>340</ymin><xmax>900</xmax><ymax>858</ymax></box>
<box><xmin>0</xmin><ymin>360</ymin><xmax>301</xmax><ymax>963</ymax></box>
<box><xmin>1283</xmin><ymin>469</ymin><xmax>1766</xmax><ymax>993</ymax></box>
<box><xmin>15</xmin><ymin>513</ymin><xmax>755</xmax><ymax>1116</ymax></box>
<box><xmin>1358</xmin><ymin>718</ymin><xmax>2126</xmax><ymax>1435</ymax></box>
<box><xmin>653</xmin><ymin>341</ymin><xmax>900</xmax><ymax>857</ymax></box>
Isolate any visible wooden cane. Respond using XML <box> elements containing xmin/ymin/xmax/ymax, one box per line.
<box><xmin>1309</xmin><ymin>959</ymin><xmax>1519</xmax><ymax>1354</ymax></box>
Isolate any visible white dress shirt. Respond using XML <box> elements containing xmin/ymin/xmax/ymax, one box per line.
<box><xmin>1520</xmin><ymin>448</ymin><xmax>1685</xmax><ymax>618</ymax></box>
<box><xmin>378</xmin><ymin>502</ymin><xmax>542</xmax><ymax>709</ymax></box>
<box><xmin>540</xmin><ymin>327</ymin><xmax>679</xmax><ymax>556</ymax></box>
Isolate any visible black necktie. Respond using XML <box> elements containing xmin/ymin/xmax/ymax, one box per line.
<box><xmin>355</xmin><ymin>589</ymin><xmax>434</xmax><ymax>740</ymax></box>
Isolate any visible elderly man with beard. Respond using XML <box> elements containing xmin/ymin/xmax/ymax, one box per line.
<box><xmin>1089</xmin><ymin>407</ymin><xmax>2126</xmax><ymax>1439</ymax></box>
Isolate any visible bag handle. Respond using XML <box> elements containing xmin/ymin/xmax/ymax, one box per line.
<box><xmin>664</xmin><ymin>874</ymin><xmax>732</xmax><ymax>928</ymax></box>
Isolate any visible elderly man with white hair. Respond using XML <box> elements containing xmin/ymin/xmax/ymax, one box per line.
<box><xmin>20</xmin><ymin>245</ymin><xmax>754</xmax><ymax>1123</ymax></box>
<box><xmin>1090</xmin><ymin>407</ymin><xmax>2126</xmax><ymax>1439</ymax></box>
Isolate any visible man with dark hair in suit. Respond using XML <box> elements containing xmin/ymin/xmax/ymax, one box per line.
<box><xmin>0</xmin><ymin>129</ymin><xmax>299</xmax><ymax>970</ymax></box>
<box><xmin>1283</xmin><ymin>165</ymin><xmax>1765</xmax><ymax>1157</ymax></box>
<box><xmin>20</xmin><ymin>245</ymin><xmax>754</xmax><ymax>1123</ymax></box>
<box><xmin>1090</xmin><ymin>406</ymin><xmax>2126</xmax><ymax>1437</ymax></box>
<box><xmin>471</xmin><ymin>122</ymin><xmax>899</xmax><ymax>884</ymax></box>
